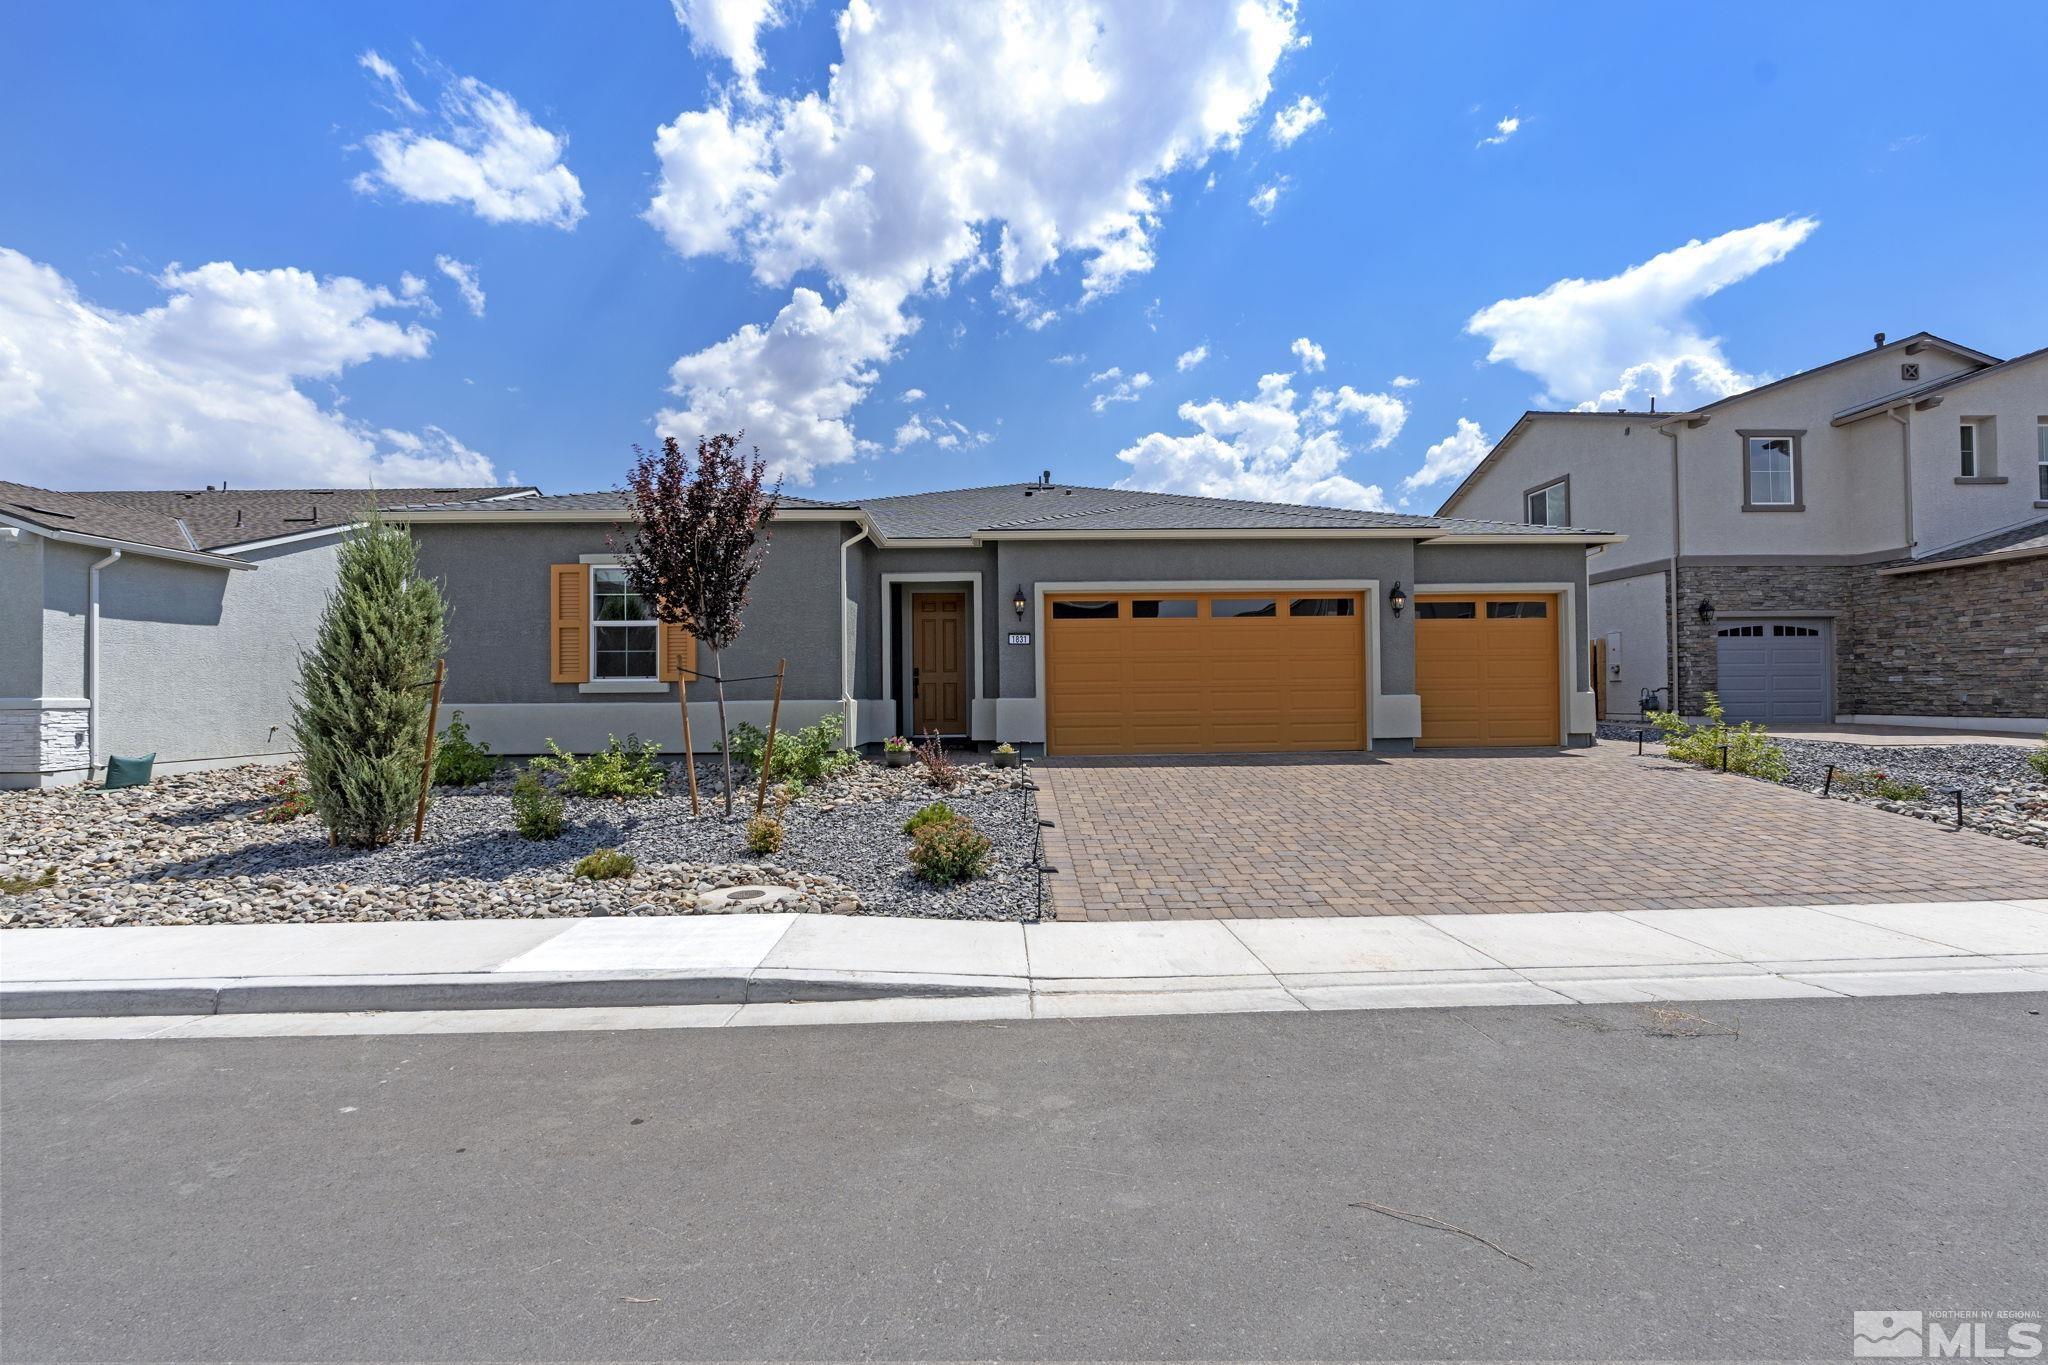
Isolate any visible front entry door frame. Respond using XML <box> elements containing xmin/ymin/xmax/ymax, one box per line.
<box><xmin>910</xmin><ymin>590</ymin><xmax>969</xmax><ymax>736</ymax></box>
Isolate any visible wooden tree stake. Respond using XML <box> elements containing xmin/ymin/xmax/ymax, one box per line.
<box><xmin>679</xmin><ymin>672</ymin><xmax>701</xmax><ymax>818</ymax></box>
<box><xmin>412</xmin><ymin>658</ymin><xmax>445</xmax><ymax>844</ymax></box>
<box><xmin>753</xmin><ymin>659</ymin><xmax>787</xmax><ymax>818</ymax></box>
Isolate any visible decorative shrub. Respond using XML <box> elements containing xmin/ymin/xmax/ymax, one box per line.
<box><xmin>511</xmin><ymin>770</ymin><xmax>567</xmax><ymax>841</ymax></box>
<box><xmin>253</xmin><ymin>774</ymin><xmax>313</xmax><ymax>824</ymax></box>
<box><xmin>908</xmin><ymin>815</ymin><xmax>992</xmax><ymax>886</ymax></box>
<box><xmin>903</xmin><ymin>801</ymin><xmax>959</xmax><ymax>837</ymax></box>
<box><xmin>2029</xmin><ymin>733</ymin><xmax>2048</xmax><ymax>781</ymax></box>
<box><xmin>531</xmin><ymin>735</ymin><xmax>666</xmax><ymax>799</ymax></box>
<box><xmin>726</xmin><ymin>713</ymin><xmax>859</xmax><ymax>785</ymax></box>
<box><xmin>291</xmin><ymin>508</ymin><xmax>445</xmax><ymax>848</ymax></box>
<box><xmin>917</xmin><ymin>731</ymin><xmax>960</xmax><ymax>791</ymax></box>
<box><xmin>433</xmin><ymin>712</ymin><xmax>500</xmax><ymax>787</ymax></box>
<box><xmin>0</xmin><ymin>867</ymin><xmax>57</xmax><ymax>895</ymax></box>
<box><xmin>1647</xmin><ymin>693</ymin><xmax>1790</xmax><ymax>783</ymax></box>
<box><xmin>744</xmin><ymin>812</ymin><xmax>786</xmax><ymax>856</ymax></box>
<box><xmin>573</xmin><ymin>847</ymin><xmax>636</xmax><ymax>880</ymax></box>
<box><xmin>1837</xmin><ymin>769</ymin><xmax>1930</xmax><ymax>802</ymax></box>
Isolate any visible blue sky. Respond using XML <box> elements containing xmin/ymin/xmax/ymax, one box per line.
<box><xmin>5</xmin><ymin>0</ymin><xmax>2045</xmax><ymax>509</ymax></box>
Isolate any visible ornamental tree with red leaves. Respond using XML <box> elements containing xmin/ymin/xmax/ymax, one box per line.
<box><xmin>618</xmin><ymin>433</ymin><xmax>780</xmax><ymax>816</ymax></box>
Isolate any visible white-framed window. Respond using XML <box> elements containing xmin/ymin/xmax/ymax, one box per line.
<box><xmin>1745</xmin><ymin>436</ymin><xmax>1796</xmax><ymax>507</ymax></box>
<box><xmin>591</xmin><ymin>567</ymin><xmax>658</xmax><ymax>679</ymax></box>
<box><xmin>1960</xmin><ymin>421</ymin><xmax>1978</xmax><ymax>477</ymax></box>
<box><xmin>1524</xmin><ymin>479</ymin><xmax>1567</xmax><ymax>525</ymax></box>
<box><xmin>2037</xmin><ymin>419</ymin><xmax>2046</xmax><ymax>500</ymax></box>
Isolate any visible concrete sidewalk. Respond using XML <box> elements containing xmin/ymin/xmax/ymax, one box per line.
<box><xmin>4</xmin><ymin>899</ymin><xmax>2046</xmax><ymax>1033</ymax></box>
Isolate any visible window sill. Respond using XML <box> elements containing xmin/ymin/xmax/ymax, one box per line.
<box><xmin>577</xmin><ymin>680</ymin><xmax>669</xmax><ymax>694</ymax></box>
<box><xmin>1954</xmin><ymin>476</ymin><xmax>2008</xmax><ymax>485</ymax></box>
<box><xmin>1741</xmin><ymin>502</ymin><xmax>1805</xmax><ymax>512</ymax></box>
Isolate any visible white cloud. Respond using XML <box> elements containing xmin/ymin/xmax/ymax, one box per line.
<box><xmin>670</xmin><ymin>0</ymin><xmax>786</xmax><ymax>99</ymax></box>
<box><xmin>1401</xmin><ymin>416</ymin><xmax>1491</xmax><ymax>492</ymax></box>
<box><xmin>1390</xmin><ymin>373</ymin><xmax>1419</xmax><ymax>388</ymax></box>
<box><xmin>1290</xmin><ymin>336</ymin><xmax>1325</xmax><ymax>372</ymax></box>
<box><xmin>1477</xmin><ymin>114</ymin><xmax>1520</xmax><ymax>148</ymax></box>
<box><xmin>1466</xmin><ymin>216</ymin><xmax>1820</xmax><ymax>410</ymax></box>
<box><xmin>0</xmin><ymin>246</ymin><xmax>497</xmax><ymax>488</ymax></box>
<box><xmin>1247</xmin><ymin>178</ymin><xmax>1287</xmax><ymax>218</ymax></box>
<box><xmin>358</xmin><ymin>50</ymin><xmax>423</xmax><ymax>115</ymax></box>
<box><xmin>645</xmin><ymin>0</ymin><xmax>1303</xmax><ymax>480</ymax></box>
<box><xmin>1175</xmin><ymin>344</ymin><xmax>1209</xmax><ymax>372</ymax></box>
<box><xmin>1087</xmin><ymin>367</ymin><xmax>1152</xmax><ymax>413</ymax></box>
<box><xmin>891</xmin><ymin>414</ymin><xmax>929</xmax><ymax>450</ymax></box>
<box><xmin>899</xmin><ymin>387</ymin><xmax>925</xmax><ymax>402</ymax></box>
<box><xmin>1114</xmin><ymin>366</ymin><xmax>1406</xmax><ymax>509</ymax></box>
<box><xmin>1048</xmin><ymin>353</ymin><xmax>1085</xmax><ymax>366</ymax></box>
<box><xmin>1269</xmin><ymin>94</ymin><xmax>1324</xmax><ymax>146</ymax></box>
<box><xmin>433</xmin><ymin>254</ymin><xmax>486</xmax><ymax>317</ymax></box>
<box><xmin>354</xmin><ymin>55</ymin><xmax>585</xmax><ymax>229</ymax></box>
<box><xmin>892</xmin><ymin>408</ymin><xmax>988</xmax><ymax>451</ymax></box>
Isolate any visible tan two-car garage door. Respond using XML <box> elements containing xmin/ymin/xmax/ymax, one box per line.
<box><xmin>1414</xmin><ymin>592</ymin><xmax>1560</xmax><ymax>747</ymax></box>
<box><xmin>1045</xmin><ymin>591</ymin><xmax>1366</xmax><ymax>755</ymax></box>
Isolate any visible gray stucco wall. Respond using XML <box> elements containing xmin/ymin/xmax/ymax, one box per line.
<box><xmin>1412</xmin><ymin>541</ymin><xmax>1593</xmax><ymax>689</ymax></box>
<box><xmin>32</xmin><ymin>534</ymin><xmax>343</xmax><ymax>772</ymax></box>
<box><xmin>991</xmin><ymin>538</ymin><xmax>1420</xmax><ymax>698</ymax></box>
<box><xmin>412</xmin><ymin>520</ymin><xmax>851</xmax><ymax>705</ymax></box>
<box><xmin>0</xmin><ymin>533</ymin><xmax>44</xmax><ymax>697</ymax></box>
<box><xmin>850</xmin><ymin>541</ymin><xmax>998</xmax><ymax>699</ymax></box>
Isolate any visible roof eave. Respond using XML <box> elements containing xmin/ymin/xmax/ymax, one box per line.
<box><xmin>0</xmin><ymin>514</ymin><xmax>254</xmax><ymax>569</ymax></box>
<box><xmin>1880</xmin><ymin>544</ymin><xmax>2048</xmax><ymax>576</ymax></box>
<box><xmin>1420</xmin><ymin>532</ymin><xmax>1627</xmax><ymax>546</ymax></box>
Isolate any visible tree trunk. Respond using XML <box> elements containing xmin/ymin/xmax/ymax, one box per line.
<box><xmin>710</xmin><ymin>644</ymin><xmax>734</xmax><ymax>817</ymax></box>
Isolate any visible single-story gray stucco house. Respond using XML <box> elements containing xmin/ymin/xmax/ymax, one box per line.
<box><xmin>391</xmin><ymin>477</ymin><xmax>1623</xmax><ymax>758</ymax></box>
<box><xmin>2</xmin><ymin>482</ymin><xmax>533</xmax><ymax>788</ymax></box>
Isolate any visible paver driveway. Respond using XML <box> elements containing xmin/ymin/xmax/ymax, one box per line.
<box><xmin>1034</xmin><ymin>743</ymin><xmax>2048</xmax><ymax>921</ymax></box>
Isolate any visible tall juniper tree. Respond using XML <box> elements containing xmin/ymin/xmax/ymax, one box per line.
<box><xmin>618</xmin><ymin>433</ymin><xmax>780</xmax><ymax>817</ymax></box>
<box><xmin>292</xmin><ymin>508</ymin><xmax>446</xmax><ymax>848</ymax></box>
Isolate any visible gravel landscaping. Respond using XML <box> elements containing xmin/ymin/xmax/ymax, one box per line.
<box><xmin>0</xmin><ymin>758</ymin><xmax>1043</xmax><ymax>929</ymax></box>
<box><xmin>1596</xmin><ymin>722</ymin><xmax>2048</xmax><ymax>848</ymax></box>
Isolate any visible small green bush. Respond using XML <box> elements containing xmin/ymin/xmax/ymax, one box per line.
<box><xmin>2029</xmin><ymin>733</ymin><xmax>2048</xmax><ymax>781</ymax></box>
<box><xmin>433</xmin><ymin>712</ymin><xmax>500</xmax><ymax>787</ymax></box>
<box><xmin>908</xmin><ymin>814</ymin><xmax>992</xmax><ymax>886</ymax></box>
<box><xmin>573</xmin><ymin>846</ymin><xmax>636</xmax><ymax>880</ymax></box>
<box><xmin>0</xmin><ymin>867</ymin><xmax>57</xmax><ymax>895</ymax></box>
<box><xmin>744</xmin><ymin>812</ymin><xmax>786</xmax><ymax>856</ymax></box>
<box><xmin>511</xmin><ymin>770</ymin><xmax>567</xmax><ymax>841</ymax></box>
<box><xmin>903</xmin><ymin>801</ymin><xmax>959</xmax><ymax>837</ymax></box>
<box><xmin>1837</xmin><ymin>769</ymin><xmax>1930</xmax><ymax>802</ymax></box>
<box><xmin>1648</xmin><ymin>693</ymin><xmax>1789</xmax><ymax>783</ymax></box>
<box><xmin>726</xmin><ymin>713</ymin><xmax>859</xmax><ymax>785</ymax></box>
<box><xmin>531</xmin><ymin>734</ymin><xmax>666</xmax><ymax>799</ymax></box>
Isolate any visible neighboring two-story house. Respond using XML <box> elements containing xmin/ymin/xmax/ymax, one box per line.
<box><xmin>1436</xmin><ymin>332</ymin><xmax>2047</xmax><ymax>730</ymax></box>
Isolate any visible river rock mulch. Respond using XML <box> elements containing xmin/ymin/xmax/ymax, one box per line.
<box><xmin>0</xmin><ymin>758</ymin><xmax>1043</xmax><ymax>929</ymax></box>
<box><xmin>1597</xmin><ymin>723</ymin><xmax>2048</xmax><ymax>849</ymax></box>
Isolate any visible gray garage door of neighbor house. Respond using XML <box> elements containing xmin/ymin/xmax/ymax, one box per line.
<box><xmin>1715</xmin><ymin>620</ymin><xmax>1830</xmax><ymax>722</ymax></box>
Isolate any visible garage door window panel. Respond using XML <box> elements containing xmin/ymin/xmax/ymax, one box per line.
<box><xmin>1210</xmin><ymin>597</ymin><xmax>1277</xmax><ymax>618</ymax></box>
<box><xmin>1052</xmin><ymin>599</ymin><xmax>1119</xmax><ymax>619</ymax></box>
<box><xmin>1289</xmin><ymin>597</ymin><xmax>1356</xmax><ymax>617</ymax></box>
<box><xmin>1130</xmin><ymin>598</ymin><xmax>1197</xmax><ymax>618</ymax></box>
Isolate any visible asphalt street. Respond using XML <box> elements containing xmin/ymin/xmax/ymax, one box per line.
<box><xmin>3</xmin><ymin>992</ymin><xmax>2044</xmax><ymax>1361</ymax></box>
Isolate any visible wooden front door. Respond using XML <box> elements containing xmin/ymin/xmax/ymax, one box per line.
<box><xmin>912</xmin><ymin>593</ymin><xmax>967</xmax><ymax>734</ymax></box>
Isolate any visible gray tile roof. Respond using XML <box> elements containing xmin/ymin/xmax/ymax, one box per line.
<box><xmin>389</xmin><ymin>490</ymin><xmax>851</xmax><ymax>515</ymax></box>
<box><xmin>1899</xmin><ymin>516</ymin><xmax>2048</xmax><ymax>569</ymax></box>
<box><xmin>1832</xmin><ymin>344</ymin><xmax>2048</xmax><ymax>424</ymax></box>
<box><xmin>1</xmin><ymin>482</ymin><xmax>533</xmax><ymax>556</ymax></box>
<box><xmin>394</xmin><ymin>479</ymin><xmax>1609</xmax><ymax>539</ymax></box>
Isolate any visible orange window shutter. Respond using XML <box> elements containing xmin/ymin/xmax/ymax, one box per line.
<box><xmin>659</xmin><ymin>623</ymin><xmax>697</xmax><ymax>682</ymax></box>
<box><xmin>549</xmin><ymin>564</ymin><xmax>590</xmax><ymax>683</ymax></box>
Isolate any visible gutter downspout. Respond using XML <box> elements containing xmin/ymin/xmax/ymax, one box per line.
<box><xmin>837</xmin><ymin>526</ymin><xmax>870</xmax><ymax>747</ymax></box>
<box><xmin>1889</xmin><ymin>406</ymin><xmax>1914</xmax><ymax>554</ymax></box>
<box><xmin>1653</xmin><ymin>423</ymin><xmax>1682</xmax><ymax>717</ymax></box>
<box><xmin>86</xmin><ymin>548</ymin><xmax>121</xmax><ymax>779</ymax></box>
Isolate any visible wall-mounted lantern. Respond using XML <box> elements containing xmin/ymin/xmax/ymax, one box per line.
<box><xmin>1697</xmin><ymin>599</ymin><xmax>1716</xmax><ymax>625</ymax></box>
<box><xmin>1388</xmin><ymin>581</ymin><xmax>1407</xmax><ymax>618</ymax></box>
<box><xmin>1012</xmin><ymin>584</ymin><xmax>1028</xmax><ymax>619</ymax></box>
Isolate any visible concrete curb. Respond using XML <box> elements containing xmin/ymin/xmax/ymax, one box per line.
<box><xmin>1</xmin><ymin>970</ymin><xmax>1029</xmax><ymax>1019</ymax></box>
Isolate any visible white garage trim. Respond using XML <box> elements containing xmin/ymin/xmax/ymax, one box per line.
<box><xmin>1413</xmin><ymin>581</ymin><xmax>1593</xmax><ymax>741</ymax></box>
<box><xmin>1023</xmin><ymin>579</ymin><xmax>1401</xmax><ymax>750</ymax></box>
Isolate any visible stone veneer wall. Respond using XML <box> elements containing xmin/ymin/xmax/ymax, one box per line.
<box><xmin>0</xmin><ymin>705</ymin><xmax>90</xmax><ymax>788</ymax></box>
<box><xmin>1675</xmin><ymin>557</ymin><xmax>2047</xmax><ymax>719</ymax></box>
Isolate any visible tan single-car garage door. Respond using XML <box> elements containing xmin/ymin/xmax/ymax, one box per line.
<box><xmin>1415</xmin><ymin>592</ymin><xmax>1561</xmax><ymax>747</ymax></box>
<box><xmin>1044</xmin><ymin>591</ymin><xmax>1366</xmax><ymax>755</ymax></box>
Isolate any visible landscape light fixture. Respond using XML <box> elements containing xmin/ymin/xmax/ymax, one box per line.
<box><xmin>1388</xmin><ymin>581</ymin><xmax>1407</xmax><ymax>617</ymax></box>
